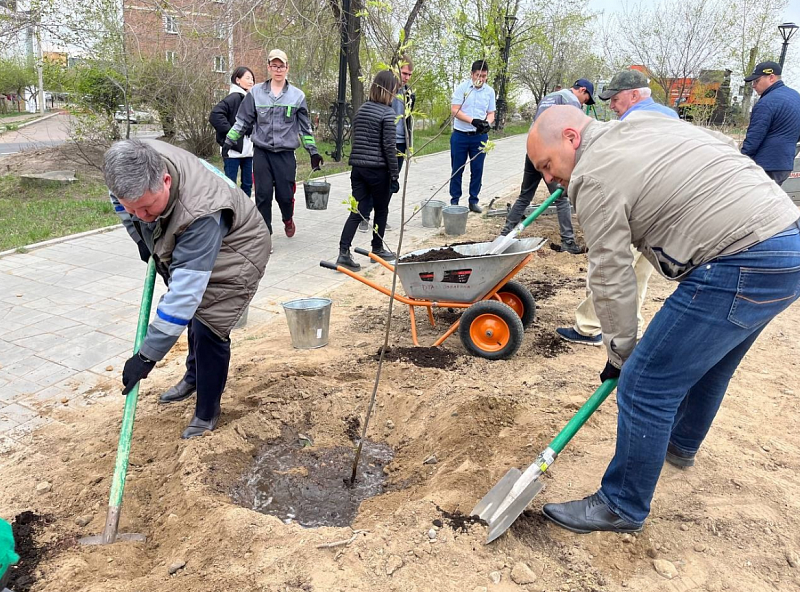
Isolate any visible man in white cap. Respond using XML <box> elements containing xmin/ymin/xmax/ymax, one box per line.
<box><xmin>227</xmin><ymin>49</ymin><xmax>322</xmax><ymax>243</ymax></box>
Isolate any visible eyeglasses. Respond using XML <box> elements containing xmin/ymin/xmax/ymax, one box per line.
<box><xmin>269</xmin><ymin>64</ymin><xmax>287</xmax><ymax>71</ymax></box>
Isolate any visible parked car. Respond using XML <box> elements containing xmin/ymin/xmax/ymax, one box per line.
<box><xmin>114</xmin><ymin>106</ymin><xmax>153</xmax><ymax>124</ymax></box>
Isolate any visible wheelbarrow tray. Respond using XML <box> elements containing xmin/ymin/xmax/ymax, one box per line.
<box><xmin>396</xmin><ymin>237</ymin><xmax>546</xmax><ymax>303</ymax></box>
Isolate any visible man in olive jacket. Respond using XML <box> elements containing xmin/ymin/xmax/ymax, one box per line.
<box><xmin>526</xmin><ymin>106</ymin><xmax>800</xmax><ymax>534</ymax></box>
<box><xmin>105</xmin><ymin>139</ymin><xmax>270</xmax><ymax>439</ymax></box>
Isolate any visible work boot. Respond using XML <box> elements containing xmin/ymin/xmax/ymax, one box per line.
<box><xmin>560</xmin><ymin>240</ymin><xmax>587</xmax><ymax>255</ymax></box>
<box><xmin>181</xmin><ymin>409</ymin><xmax>221</xmax><ymax>439</ymax></box>
<box><xmin>358</xmin><ymin>219</ymin><xmax>370</xmax><ymax>232</ymax></box>
<box><xmin>665</xmin><ymin>442</ymin><xmax>696</xmax><ymax>468</ymax></box>
<box><xmin>158</xmin><ymin>379</ymin><xmax>196</xmax><ymax>404</ymax></box>
<box><xmin>370</xmin><ymin>247</ymin><xmax>396</xmax><ymax>262</ymax></box>
<box><xmin>284</xmin><ymin>219</ymin><xmax>296</xmax><ymax>238</ymax></box>
<box><xmin>542</xmin><ymin>493</ymin><xmax>643</xmax><ymax>534</ymax></box>
<box><xmin>336</xmin><ymin>248</ymin><xmax>361</xmax><ymax>272</ymax></box>
<box><xmin>469</xmin><ymin>203</ymin><xmax>483</xmax><ymax>214</ymax></box>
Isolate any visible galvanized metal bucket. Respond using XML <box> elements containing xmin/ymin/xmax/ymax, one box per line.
<box><xmin>303</xmin><ymin>181</ymin><xmax>331</xmax><ymax>210</ymax></box>
<box><xmin>442</xmin><ymin>205</ymin><xmax>469</xmax><ymax>235</ymax></box>
<box><xmin>282</xmin><ymin>298</ymin><xmax>332</xmax><ymax>349</ymax></box>
<box><xmin>421</xmin><ymin>200</ymin><xmax>445</xmax><ymax>228</ymax></box>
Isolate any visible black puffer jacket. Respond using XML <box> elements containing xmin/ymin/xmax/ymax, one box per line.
<box><xmin>348</xmin><ymin>101</ymin><xmax>399</xmax><ymax>180</ymax></box>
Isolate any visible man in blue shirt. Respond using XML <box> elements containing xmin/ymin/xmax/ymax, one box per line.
<box><xmin>598</xmin><ymin>69</ymin><xmax>677</xmax><ymax>120</ymax></box>
<box><xmin>449</xmin><ymin>60</ymin><xmax>496</xmax><ymax>213</ymax></box>
<box><xmin>556</xmin><ymin>68</ymin><xmax>680</xmax><ymax>347</ymax></box>
<box><xmin>741</xmin><ymin>61</ymin><xmax>800</xmax><ymax>186</ymax></box>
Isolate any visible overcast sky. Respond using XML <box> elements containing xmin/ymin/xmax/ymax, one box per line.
<box><xmin>586</xmin><ymin>0</ymin><xmax>800</xmax><ymax>88</ymax></box>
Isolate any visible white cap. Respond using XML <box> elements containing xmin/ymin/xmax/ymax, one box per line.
<box><xmin>267</xmin><ymin>49</ymin><xmax>288</xmax><ymax>64</ymax></box>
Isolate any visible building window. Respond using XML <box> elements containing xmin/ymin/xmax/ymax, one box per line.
<box><xmin>164</xmin><ymin>15</ymin><xmax>178</xmax><ymax>34</ymax></box>
<box><xmin>166</xmin><ymin>51</ymin><xmax>177</xmax><ymax>64</ymax></box>
<box><xmin>213</xmin><ymin>56</ymin><xmax>226</xmax><ymax>73</ymax></box>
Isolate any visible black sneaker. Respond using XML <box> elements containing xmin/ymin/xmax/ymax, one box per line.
<box><xmin>561</xmin><ymin>240</ymin><xmax>587</xmax><ymax>255</ymax></box>
<box><xmin>370</xmin><ymin>248</ymin><xmax>396</xmax><ymax>262</ymax></box>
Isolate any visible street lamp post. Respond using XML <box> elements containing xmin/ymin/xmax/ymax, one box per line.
<box><xmin>778</xmin><ymin>22</ymin><xmax>798</xmax><ymax>69</ymax></box>
<box><xmin>494</xmin><ymin>14</ymin><xmax>517</xmax><ymax>131</ymax></box>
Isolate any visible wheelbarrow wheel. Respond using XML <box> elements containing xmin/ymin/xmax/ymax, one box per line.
<box><xmin>459</xmin><ymin>300</ymin><xmax>524</xmax><ymax>360</ymax></box>
<box><xmin>496</xmin><ymin>280</ymin><xmax>536</xmax><ymax>329</ymax></box>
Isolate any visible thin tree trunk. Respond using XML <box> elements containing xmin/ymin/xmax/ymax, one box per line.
<box><xmin>347</xmin><ymin>0</ymin><xmax>364</xmax><ymax>112</ymax></box>
<box><xmin>741</xmin><ymin>46</ymin><xmax>757</xmax><ymax>124</ymax></box>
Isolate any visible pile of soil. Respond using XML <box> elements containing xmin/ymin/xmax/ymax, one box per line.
<box><xmin>399</xmin><ymin>247</ymin><xmax>469</xmax><ymax>263</ymax></box>
<box><xmin>368</xmin><ymin>346</ymin><xmax>460</xmax><ymax>369</ymax></box>
<box><xmin>1</xmin><ymin>211</ymin><xmax>799</xmax><ymax>592</ymax></box>
<box><xmin>6</xmin><ymin>512</ymin><xmax>49</xmax><ymax>592</ymax></box>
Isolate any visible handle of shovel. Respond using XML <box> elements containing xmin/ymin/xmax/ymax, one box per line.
<box><xmin>511</xmin><ymin>187</ymin><xmax>564</xmax><ymax>238</ymax></box>
<box><xmin>354</xmin><ymin>247</ymin><xmax>370</xmax><ymax>257</ymax></box>
<box><xmin>548</xmin><ymin>378</ymin><xmax>618</xmax><ymax>455</ymax></box>
<box><xmin>107</xmin><ymin>259</ymin><xmax>156</xmax><ymax>509</ymax></box>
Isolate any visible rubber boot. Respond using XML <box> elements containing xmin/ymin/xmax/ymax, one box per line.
<box><xmin>337</xmin><ymin>248</ymin><xmax>361</xmax><ymax>272</ymax></box>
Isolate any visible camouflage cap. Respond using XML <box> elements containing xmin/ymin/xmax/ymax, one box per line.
<box><xmin>598</xmin><ymin>69</ymin><xmax>649</xmax><ymax>100</ymax></box>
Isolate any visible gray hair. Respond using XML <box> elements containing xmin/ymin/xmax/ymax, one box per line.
<box><xmin>103</xmin><ymin>139</ymin><xmax>166</xmax><ymax>201</ymax></box>
<box><xmin>635</xmin><ymin>86</ymin><xmax>652</xmax><ymax>98</ymax></box>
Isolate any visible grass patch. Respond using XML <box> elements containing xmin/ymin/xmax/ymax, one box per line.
<box><xmin>0</xmin><ymin>174</ymin><xmax>118</xmax><ymax>251</ymax></box>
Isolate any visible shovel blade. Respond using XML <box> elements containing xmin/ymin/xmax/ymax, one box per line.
<box><xmin>78</xmin><ymin>532</ymin><xmax>146</xmax><ymax>546</ymax></box>
<box><xmin>486</xmin><ymin>479</ymin><xmax>544</xmax><ymax>543</ymax></box>
<box><xmin>471</xmin><ymin>468</ymin><xmax>522</xmax><ymax>521</ymax></box>
<box><xmin>484</xmin><ymin>235</ymin><xmax>515</xmax><ymax>255</ymax></box>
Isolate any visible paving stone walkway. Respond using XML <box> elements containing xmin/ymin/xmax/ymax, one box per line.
<box><xmin>0</xmin><ymin>134</ymin><xmax>527</xmax><ymax>452</ymax></box>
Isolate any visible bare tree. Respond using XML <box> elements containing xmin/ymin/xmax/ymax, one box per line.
<box><xmin>615</xmin><ymin>0</ymin><xmax>733</xmax><ymax>109</ymax></box>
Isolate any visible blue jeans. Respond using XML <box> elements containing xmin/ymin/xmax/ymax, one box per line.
<box><xmin>449</xmin><ymin>131</ymin><xmax>487</xmax><ymax>205</ymax></box>
<box><xmin>598</xmin><ymin>224</ymin><xmax>800</xmax><ymax>525</ymax></box>
<box><xmin>223</xmin><ymin>156</ymin><xmax>253</xmax><ymax>197</ymax></box>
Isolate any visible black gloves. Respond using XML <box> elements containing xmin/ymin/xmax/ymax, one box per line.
<box><xmin>121</xmin><ymin>352</ymin><xmax>156</xmax><ymax>395</ymax></box>
<box><xmin>221</xmin><ymin>136</ymin><xmax>243</xmax><ymax>159</ymax></box>
<box><xmin>471</xmin><ymin>118</ymin><xmax>491</xmax><ymax>133</ymax></box>
<box><xmin>390</xmin><ymin>179</ymin><xmax>400</xmax><ymax>194</ymax></box>
<box><xmin>310</xmin><ymin>154</ymin><xmax>323</xmax><ymax>171</ymax></box>
<box><xmin>600</xmin><ymin>360</ymin><xmax>621</xmax><ymax>384</ymax></box>
<box><xmin>136</xmin><ymin>240</ymin><xmax>151</xmax><ymax>264</ymax></box>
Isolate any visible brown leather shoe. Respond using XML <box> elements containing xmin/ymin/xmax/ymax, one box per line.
<box><xmin>284</xmin><ymin>219</ymin><xmax>296</xmax><ymax>237</ymax></box>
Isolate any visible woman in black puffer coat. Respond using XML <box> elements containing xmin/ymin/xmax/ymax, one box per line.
<box><xmin>337</xmin><ymin>70</ymin><xmax>400</xmax><ymax>272</ymax></box>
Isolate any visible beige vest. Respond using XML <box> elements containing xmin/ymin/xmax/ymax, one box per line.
<box><xmin>144</xmin><ymin>140</ymin><xmax>270</xmax><ymax>338</ymax></box>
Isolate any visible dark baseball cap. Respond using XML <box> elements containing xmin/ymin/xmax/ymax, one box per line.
<box><xmin>598</xmin><ymin>69</ymin><xmax>649</xmax><ymax>100</ymax></box>
<box><xmin>744</xmin><ymin>61</ymin><xmax>782</xmax><ymax>82</ymax></box>
<box><xmin>572</xmin><ymin>78</ymin><xmax>595</xmax><ymax>105</ymax></box>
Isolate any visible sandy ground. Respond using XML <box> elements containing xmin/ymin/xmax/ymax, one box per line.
<box><xmin>2</xmin><ymin>211</ymin><xmax>800</xmax><ymax>592</ymax></box>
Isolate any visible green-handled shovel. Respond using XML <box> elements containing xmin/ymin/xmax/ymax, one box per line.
<box><xmin>80</xmin><ymin>258</ymin><xmax>157</xmax><ymax>546</ymax></box>
<box><xmin>472</xmin><ymin>378</ymin><xmax>618</xmax><ymax>543</ymax></box>
<box><xmin>484</xmin><ymin>187</ymin><xmax>564</xmax><ymax>255</ymax></box>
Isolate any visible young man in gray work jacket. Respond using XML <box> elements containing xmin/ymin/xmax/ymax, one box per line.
<box><xmin>106</xmin><ymin>139</ymin><xmax>270</xmax><ymax>439</ymax></box>
<box><xmin>526</xmin><ymin>106</ymin><xmax>800</xmax><ymax>534</ymax></box>
<box><xmin>226</xmin><ymin>49</ymin><xmax>322</xmax><ymax>241</ymax></box>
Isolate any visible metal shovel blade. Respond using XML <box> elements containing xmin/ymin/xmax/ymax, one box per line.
<box><xmin>79</xmin><ymin>532</ymin><xmax>146</xmax><ymax>546</ymax></box>
<box><xmin>486</xmin><ymin>479</ymin><xmax>544</xmax><ymax>543</ymax></box>
<box><xmin>471</xmin><ymin>468</ymin><xmax>522</xmax><ymax>521</ymax></box>
<box><xmin>484</xmin><ymin>234</ymin><xmax>516</xmax><ymax>255</ymax></box>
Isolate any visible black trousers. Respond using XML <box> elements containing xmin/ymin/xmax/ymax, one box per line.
<box><xmin>183</xmin><ymin>318</ymin><xmax>231</xmax><ymax>421</ymax></box>
<box><xmin>253</xmin><ymin>146</ymin><xmax>296</xmax><ymax>234</ymax></box>
<box><xmin>766</xmin><ymin>169</ymin><xmax>791</xmax><ymax>186</ymax></box>
<box><xmin>340</xmin><ymin>166</ymin><xmax>392</xmax><ymax>251</ymax></box>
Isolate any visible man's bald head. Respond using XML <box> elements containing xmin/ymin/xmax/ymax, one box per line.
<box><xmin>527</xmin><ymin>106</ymin><xmax>592</xmax><ymax>188</ymax></box>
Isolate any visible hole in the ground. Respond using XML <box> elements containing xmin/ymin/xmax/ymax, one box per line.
<box><xmin>232</xmin><ymin>430</ymin><xmax>393</xmax><ymax>528</ymax></box>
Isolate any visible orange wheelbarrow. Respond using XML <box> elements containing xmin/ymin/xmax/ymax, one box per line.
<box><xmin>319</xmin><ymin>237</ymin><xmax>545</xmax><ymax>360</ymax></box>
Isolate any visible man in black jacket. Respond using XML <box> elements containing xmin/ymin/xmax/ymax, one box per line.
<box><xmin>209</xmin><ymin>66</ymin><xmax>256</xmax><ymax>196</ymax></box>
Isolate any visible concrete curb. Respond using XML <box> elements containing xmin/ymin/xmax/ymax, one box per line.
<box><xmin>0</xmin><ymin>224</ymin><xmax>123</xmax><ymax>259</ymax></box>
<box><xmin>16</xmin><ymin>111</ymin><xmax>62</xmax><ymax>129</ymax></box>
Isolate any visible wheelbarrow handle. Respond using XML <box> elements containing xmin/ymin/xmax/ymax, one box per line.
<box><xmin>319</xmin><ymin>260</ymin><xmax>338</xmax><ymax>271</ymax></box>
<box><xmin>354</xmin><ymin>247</ymin><xmax>370</xmax><ymax>257</ymax></box>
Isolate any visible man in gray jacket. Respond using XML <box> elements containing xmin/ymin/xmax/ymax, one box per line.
<box><xmin>501</xmin><ymin>79</ymin><xmax>595</xmax><ymax>254</ymax></box>
<box><xmin>526</xmin><ymin>106</ymin><xmax>800</xmax><ymax>533</ymax></box>
<box><xmin>227</xmin><ymin>49</ymin><xmax>322</xmax><ymax>240</ymax></box>
<box><xmin>105</xmin><ymin>139</ymin><xmax>270</xmax><ymax>439</ymax></box>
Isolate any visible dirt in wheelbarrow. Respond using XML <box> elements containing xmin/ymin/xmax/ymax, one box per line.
<box><xmin>399</xmin><ymin>246</ymin><xmax>474</xmax><ymax>263</ymax></box>
<box><xmin>2</xmin><ymin>202</ymin><xmax>800</xmax><ymax>592</ymax></box>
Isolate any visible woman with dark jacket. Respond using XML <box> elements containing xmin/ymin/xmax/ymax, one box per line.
<box><xmin>337</xmin><ymin>70</ymin><xmax>400</xmax><ymax>272</ymax></box>
<box><xmin>209</xmin><ymin>66</ymin><xmax>255</xmax><ymax>196</ymax></box>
